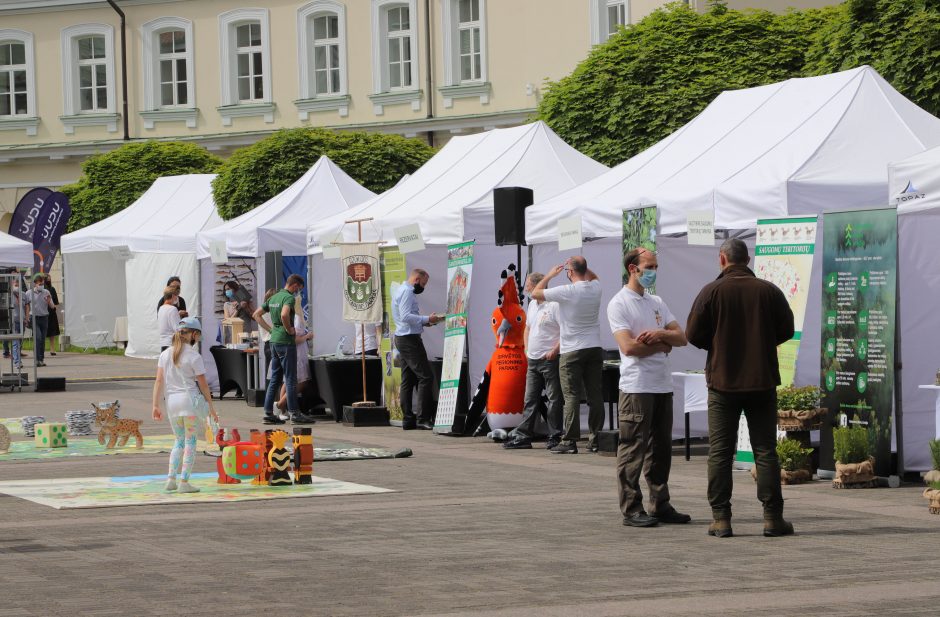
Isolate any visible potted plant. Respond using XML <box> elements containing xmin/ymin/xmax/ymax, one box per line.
<box><xmin>776</xmin><ymin>385</ymin><xmax>826</xmax><ymax>431</ymax></box>
<box><xmin>832</xmin><ymin>421</ymin><xmax>876</xmax><ymax>488</ymax></box>
<box><xmin>923</xmin><ymin>439</ymin><xmax>940</xmax><ymax>514</ymax></box>
<box><xmin>750</xmin><ymin>438</ymin><xmax>814</xmax><ymax>484</ymax></box>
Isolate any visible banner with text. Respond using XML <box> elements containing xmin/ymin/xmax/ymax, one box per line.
<box><xmin>755</xmin><ymin>216</ymin><xmax>817</xmax><ymax>386</ymax></box>
<box><xmin>621</xmin><ymin>205</ymin><xmax>658</xmax><ymax>288</ymax></box>
<box><xmin>341</xmin><ymin>242</ymin><xmax>383</xmax><ymax>324</ymax></box>
<box><xmin>434</xmin><ymin>241</ymin><xmax>474</xmax><ymax>431</ymax></box>
<box><xmin>820</xmin><ymin>208</ymin><xmax>896</xmax><ymax>476</ymax></box>
<box><xmin>379</xmin><ymin>247</ymin><xmax>406</xmax><ymax>420</ymax></box>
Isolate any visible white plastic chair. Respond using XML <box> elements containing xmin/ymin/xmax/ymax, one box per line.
<box><xmin>80</xmin><ymin>314</ymin><xmax>112</xmax><ymax>351</ymax></box>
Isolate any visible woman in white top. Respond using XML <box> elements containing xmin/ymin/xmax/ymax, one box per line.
<box><xmin>152</xmin><ymin>317</ymin><xmax>219</xmax><ymax>493</ymax></box>
<box><xmin>157</xmin><ymin>288</ymin><xmax>181</xmax><ymax>351</ymax></box>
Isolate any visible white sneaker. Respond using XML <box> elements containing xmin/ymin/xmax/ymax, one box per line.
<box><xmin>164</xmin><ymin>478</ymin><xmax>178</xmax><ymax>492</ymax></box>
<box><xmin>177</xmin><ymin>481</ymin><xmax>200</xmax><ymax>493</ymax></box>
<box><xmin>277</xmin><ymin>412</ymin><xmax>289</xmax><ymax>421</ymax></box>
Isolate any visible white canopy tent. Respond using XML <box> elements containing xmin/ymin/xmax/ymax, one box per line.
<box><xmin>61</xmin><ymin>174</ymin><xmax>221</xmax><ymax>358</ymax></box>
<box><xmin>890</xmin><ymin>146</ymin><xmax>940</xmax><ymax>471</ymax></box>
<box><xmin>0</xmin><ymin>232</ymin><xmax>33</xmax><ymax>266</ymax></box>
<box><xmin>523</xmin><ymin>66</ymin><xmax>940</xmax><ymax>443</ymax></box>
<box><xmin>307</xmin><ymin>121</ymin><xmax>607</xmax><ymax>391</ymax></box>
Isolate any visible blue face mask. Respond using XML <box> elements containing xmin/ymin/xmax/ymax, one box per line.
<box><xmin>638</xmin><ymin>269</ymin><xmax>657</xmax><ymax>289</ymax></box>
<box><xmin>224</xmin><ymin>290</ymin><xmax>234</xmax><ymax>299</ymax></box>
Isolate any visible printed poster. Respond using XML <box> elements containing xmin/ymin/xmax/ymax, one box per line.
<box><xmin>621</xmin><ymin>206</ymin><xmax>657</xmax><ymax>288</ymax></box>
<box><xmin>434</xmin><ymin>241</ymin><xmax>474</xmax><ymax>431</ymax></box>
<box><xmin>379</xmin><ymin>247</ymin><xmax>406</xmax><ymax>420</ymax></box>
<box><xmin>754</xmin><ymin>216</ymin><xmax>817</xmax><ymax>386</ymax></box>
<box><xmin>820</xmin><ymin>208</ymin><xmax>896</xmax><ymax>476</ymax></box>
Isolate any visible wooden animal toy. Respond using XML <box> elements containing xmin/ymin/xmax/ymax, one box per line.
<box><xmin>249</xmin><ymin>429</ymin><xmax>272</xmax><ymax>485</ymax></box>
<box><xmin>215</xmin><ymin>427</ymin><xmax>243</xmax><ymax>484</ymax></box>
<box><xmin>267</xmin><ymin>430</ymin><xmax>292</xmax><ymax>486</ymax></box>
<box><xmin>292</xmin><ymin>427</ymin><xmax>313</xmax><ymax>485</ymax></box>
<box><xmin>94</xmin><ymin>401</ymin><xmax>144</xmax><ymax>449</ymax></box>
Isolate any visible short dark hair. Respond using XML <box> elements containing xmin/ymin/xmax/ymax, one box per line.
<box><xmin>719</xmin><ymin>238</ymin><xmax>749</xmax><ymax>265</ymax></box>
<box><xmin>569</xmin><ymin>256</ymin><xmax>587</xmax><ymax>275</ymax></box>
<box><xmin>167</xmin><ymin>276</ymin><xmax>181</xmax><ymax>285</ymax></box>
<box><xmin>286</xmin><ymin>274</ymin><xmax>305</xmax><ymax>288</ymax></box>
<box><xmin>223</xmin><ymin>281</ymin><xmax>239</xmax><ymax>291</ymax></box>
<box><xmin>622</xmin><ymin>247</ymin><xmax>652</xmax><ymax>273</ymax></box>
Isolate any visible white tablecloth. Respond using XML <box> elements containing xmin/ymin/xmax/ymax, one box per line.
<box><xmin>113</xmin><ymin>316</ymin><xmax>128</xmax><ymax>343</ymax></box>
<box><xmin>916</xmin><ymin>385</ymin><xmax>940</xmax><ymax>439</ymax></box>
<box><xmin>671</xmin><ymin>372</ymin><xmax>709</xmax><ymax>439</ymax></box>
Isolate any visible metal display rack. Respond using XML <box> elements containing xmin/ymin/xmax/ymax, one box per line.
<box><xmin>0</xmin><ymin>271</ymin><xmax>26</xmax><ymax>391</ymax></box>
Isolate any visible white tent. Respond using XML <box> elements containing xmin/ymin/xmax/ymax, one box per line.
<box><xmin>306</xmin><ymin>121</ymin><xmax>607</xmax><ymax>391</ymax></box>
<box><xmin>0</xmin><ymin>232</ymin><xmax>33</xmax><ymax>266</ymax></box>
<box><xmin>890</xmin><ymin>146</ymin><xmax>940</xmax><ymax>471</ymax></box>
<box><xmin>61</xmin><ymin>174</ymin><xmax>221</xmax><ymax>358</ymax></box>
<box><xmin>523</xmin><ymin>66</ymin><xmax>940</xmax><ymax>445</ymax></box>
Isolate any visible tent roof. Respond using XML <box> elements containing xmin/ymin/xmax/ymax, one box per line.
<box><xmin>306</xmin><ymin>121</ymin><xmax>607</xmax><ymax>251</ymax></box>
<box><xmin>61</xmin><ymin>174</ymin><xmax>222</xmax><ymax>254</ymax></box>
<box><xmin>526</xmin><ymin>66</ymin><xmax>940</xmax><ymax>242</ymax></box>
<box><xmin>196</xmin><ymin>156</ymin><xmax>375</xmax><ymax>258</ymax></box>
<box><xmin>889</xmin><ymin>145</ymin><xmax>940</xmax><ymax>214</ymax></box>
<box><xmin>0</xmin><ymin>232</ymin><xmax>34</xmax><ymax>266</ymax></box>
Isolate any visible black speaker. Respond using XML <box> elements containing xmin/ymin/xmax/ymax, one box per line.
<box><xmin>264</xmin><ymin>250</ymin><xmax>283</xmax><ymax>291</ymax></box>
<box><xmin>35</xmin><ymin>377</ymin><xmax>66</xmax><ymax>392</ymax></box>
<box><xmin>493</xmin><ymin>187</ymin><xmax>534</xmax><ymax>246</ymax></box>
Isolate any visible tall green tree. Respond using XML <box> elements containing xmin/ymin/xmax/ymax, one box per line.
<box><xmin>61</xmin><ymin>141</ymin><xmax>223</xmax><ymax>231</ymax></box>
<box><xmin>804</xmin><ymin>0</ymin><xmax>940</xmax><ymax>117</ymax></box>
<box><xmin>211</xmin><ymin>128</ymin><xmax>436</xmax><ymax>219</ymax></box>
<box><xmin>536</xmin><ymin>3</ymin><xmax>838</xmax><ymax>166</ymax></box>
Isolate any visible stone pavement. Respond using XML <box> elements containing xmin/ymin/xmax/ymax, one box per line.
<box><xmin>0</xmin><ymin>355</ymin><xmax>937</xmax><ymax>617</ymax></box>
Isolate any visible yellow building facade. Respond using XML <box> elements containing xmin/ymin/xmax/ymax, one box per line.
<box><xmin>0</xmin><ymin>0</ymin><xmax>837</xmax><ymax>218</ymax></box>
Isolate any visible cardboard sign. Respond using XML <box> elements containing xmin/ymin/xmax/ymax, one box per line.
<box><xmin>394</xmin><ymin>223</ymin><xmax>425</xmax><ymax>254</ymax></box>
<box><xmin>109</xmin><ymin>245</ymin><xmax>132</xmax><ymax>261</ymax></box>
<box><xmin>321</xmin><ymin>232</ymin><xmax>343</xmax><ymax>260</ymax></box>
<box><xmin>557</xmin><ymin>216</ymin><xmax>582</xmax><ymax>252</ymax></box>
<box><xmin>208</xmin><ymin>240</ymin><xmax>228</xmax><ymax>265</ymax></box>
<box><xmin>686</xmin><ymin>210</ymin><xmax>715</xmax><ymax>246</ymax></box>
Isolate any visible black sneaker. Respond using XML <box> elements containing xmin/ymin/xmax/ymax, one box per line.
<box><xmin>655</xmin><ymin>508</ymin><xmax>692</xmax><ymax>524</ymax></box>
<box><xmin>545</xmin><ymin>437</ymin><xmax>560</xmax><ymax>450</ymax></box>
<box><xmin>503</xmin><ymin>438</ymin><xmax>532</xmax><ymax>450</ymax></box>
<box><xmin>262</xmin><ymin>415</ymin><xmax>285</xmax><ymax>425</ymax></box>
<box><xmin>623</xmin><ymin>511</ymin><xmax>659</xmax><ymax>527</ymax></box>
<box><xmin>588</xmin><ymin>443</ymin><xmax>599</xmax><ymax>453</ymax></box>
<box><xmin>290</xmin><ymin>413</ymin><xmax>317</xmax><ymax>424</ymax></box>
<box><xmin>549</xmin><ymin>441</ymin><xmax>578</xmax><ymax>454</ymax></box>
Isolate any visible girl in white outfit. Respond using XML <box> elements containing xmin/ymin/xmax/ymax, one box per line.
<box><xmin>152</xmin><ymin>317</ymin><xmax>219</xmax><ymax>493</ymax></box>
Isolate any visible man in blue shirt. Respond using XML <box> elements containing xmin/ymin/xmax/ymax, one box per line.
<box><xmin>392</xmin><ymin>268</ymin><xmax>443</xmax><ymax>430</ymax></box>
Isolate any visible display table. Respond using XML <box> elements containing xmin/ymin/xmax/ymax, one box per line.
<box><xmin>671</xmin><ymin>372</ymin><xmax>710</xmax><ymax>460</ymax></box>
<box><xmin>311</xmin><ymin>356</ymin><xmax>383</xmax><ymax>421</ymax></box>
<box><xmin>210</xmin><ymin>346</ymin><xmax>248</xmax><ymax>399</ymax></box>
<box><xmin>113</xmin><ymin>316</ymin><xmax>128</xmax><ymax>345</ymax></box>
<box><xmin>917</xmin><ymin>385</ymin><xmax>940</xmax><ymax>439</ymax></box>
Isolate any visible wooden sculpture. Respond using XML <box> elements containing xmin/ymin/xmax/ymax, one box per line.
<box><xmin>292</xmin><ymin>427</ymin><xmax>313</xmax><ymax>485</ymax></box>
<box><xmin>94</xmin><ymin>401</ymin><xmax>144</xmax><ymax>449</ymax></box>
<box><xmin>267</xmin><ymin>430</ymin><xmax>292</xmax><ymax>486</ymax></box>
<box><xmin>249</xmin><ymin>429</ymin><xmax>273</xmax><ymax>486</ymax></box>
<box><xmin>215</xmin><ymin>427</ymin><xmax>243</xmax><ymax>484</ymax></box>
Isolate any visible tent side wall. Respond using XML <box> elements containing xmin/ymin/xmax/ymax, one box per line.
<box><xmin>63</xmin><ymin>252</ymin><xmax>126</xmax><ymax>347</ymax></box>
<box><xmin>125</xmin><ymin>253</ymin><xmax>200</xmax><ymax>359</ymax></box>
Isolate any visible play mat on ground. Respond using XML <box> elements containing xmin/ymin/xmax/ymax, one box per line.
<box><xmin>0</xmin><ymin>435</ymin><xmax>399</xmax><ymax>462</ymax></box>
<box><xmin>0</xmin><ymin>472</ymin><xmax>393</xmax><ymax>509</ymax></box>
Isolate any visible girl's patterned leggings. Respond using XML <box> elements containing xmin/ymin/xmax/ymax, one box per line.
<box><xmin>168</xmin><ymin>415</ymin><xmax>198</xmax><ymax>481</ymax></box>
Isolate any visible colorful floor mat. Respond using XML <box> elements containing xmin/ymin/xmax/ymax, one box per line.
<box><xmin>0</xmin><ymin>435</ymin><xmax>398</xmax><ymax>462</ymax></box>
<box><xmin>1</xmin><ymin>417</ymin><xmax>23</xmax><ymax>435</ymax></box>
<box><xmin>0</xmin><ymin>472</ymin><xmax>393</xmax><ymax>509</ymax></box>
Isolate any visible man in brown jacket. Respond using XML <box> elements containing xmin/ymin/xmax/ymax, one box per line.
<box><xmin>686</xmin><ymin>239</ymin><xmax>795</xmax><ymax>539</ymax></box>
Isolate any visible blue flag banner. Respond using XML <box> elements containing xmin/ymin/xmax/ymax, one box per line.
<box><xmin>9</xmin><ymin>187</ymin><xmax>51</xmax><ymax>243</ymax></box>
<box><xmin>32</xmin><ymin>191</ymin><xmax>71</xmax><ymax>273</ymax></box>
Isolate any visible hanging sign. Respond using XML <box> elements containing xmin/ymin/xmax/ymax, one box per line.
<box><xmin>435</xmin><ymin>241</ymin><xmax>474</xmax><ymax>431</ymax></box>
<box><xmin>340</xmin><ymin>242</ymin><xmax>383</xmax><ymax>324</ymax></box>
<box><xmin>321</xmin><ymin>232</ymin><xmax>343</xmax><ymax>260</ymax></box>
<box><xmin>394</xmin><ymin>223</ymin><xmax>425</xmax><ymax>254</ymax></box>
<box><xmin>819</xmin><ymin>208</ymin><xmax>897</xmax><ymax>476</ymax></box>
<box><xmin>557</xmin><ymin>216</ymin><xmax>582</xmax><ymax>252</ymax></box>
<box><xmin>208</xmin><ymin>240</ymin><xmax>228</xmax><ymax>265</ymax></box>
<box><xmin>686</xmin><ymin>210</ymin><xmax>715</xmax><ymax>246</ymax></box>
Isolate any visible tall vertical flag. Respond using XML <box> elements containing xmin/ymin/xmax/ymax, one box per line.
<box><xmin>9</xmin><ymin>187</ymin><xmax>70</xmax><ymax>273</ymax></box>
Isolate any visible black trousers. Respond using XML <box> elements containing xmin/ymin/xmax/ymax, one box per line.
<box><xmin>395</xmin><ymin>334</ymin><xmax>434</xmax><ymax>424</ymax></box>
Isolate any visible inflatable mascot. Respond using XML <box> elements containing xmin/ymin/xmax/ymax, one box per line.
<box><xmin>470</xmin><ymin>264</ymin><xmax>528</xmax><ymax>430</ymax></box>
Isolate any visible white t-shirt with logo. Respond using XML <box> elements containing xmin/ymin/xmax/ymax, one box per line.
<box><xmin>157</xmin><ymin>345</ymin><xmax>207</xmax><ymax>413</ymax></box>
<box><xmin>542</xmin><ymin>279</ymin><xmax>602</xmax><ymax>354</ymax></box>
<box><xmin>354</xmin><ymin>322</ymin><xmax>381</xmax><ymax>353</ymax></box>
<box><xmin>607</xmin><ymin>286</ymin><xmax>676</xmax><ymax>394</ymax></box>
<box><xmin>526</xmin><ymin>300</ymin><xmax>560</xmax><ymax>360</ymax></box>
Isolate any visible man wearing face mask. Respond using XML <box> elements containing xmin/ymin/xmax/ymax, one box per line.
<box><xmin>24</xmin><ymin>274</ymin><xmax>54</xmax><ymax>367</ymax></box>
<box><xmin>392</xmin><ymin>269</ymin><xmax>444</xmax><ymax>430</ymax></box>
<box><xmin>609</xmin><ymin>248</ymin><xmax>690</xmax><ymax>527</ymax></box>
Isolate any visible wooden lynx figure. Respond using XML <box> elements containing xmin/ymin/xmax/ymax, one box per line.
<box><xmin>94</xmin><ymin>401</ymin><xmax>144</xmax><ymax>449</ymax></box>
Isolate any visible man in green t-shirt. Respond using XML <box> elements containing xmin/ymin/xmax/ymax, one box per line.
<box><xmin>254</xmin><ymin>274</ymin><xmax>314</xmax><ymax>425</ymax></box>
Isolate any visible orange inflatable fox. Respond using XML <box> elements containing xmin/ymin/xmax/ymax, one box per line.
<box><xmin>470</xmin><ymin>264</ymin><xmax>528</xmax><ymax>430</ymax></box>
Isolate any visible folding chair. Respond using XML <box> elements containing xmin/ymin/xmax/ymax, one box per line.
<box><xmin>80</xmin><ymin>314</ymin><xmax>113</xmax><ymax>351</ymax></box>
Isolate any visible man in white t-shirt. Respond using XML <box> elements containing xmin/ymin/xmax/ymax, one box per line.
<box><xmin>608</xmin><ymin>247</ymin><xmax>690</xmax><ymax>528</ymax></box>
<box><xmin>354</xmin><ymin>322</ymin><xmax>382</xmax><ymax>356</ymax></box>
<box><xmin>531</xmin><ymin>256</ymin><xmax>605</xmax><ymax>454</ymax></box>
<box><xmin>504</xmin><ymin>273</ymin><xmax>564</xmax><ymax>450</ymax></box>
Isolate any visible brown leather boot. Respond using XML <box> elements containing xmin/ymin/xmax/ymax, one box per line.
<box><xmin>707</xmin><ymin>518</ymin><xmax>733</xmax><ymax>538</ymax></box>
<box><xmin>763</xmin><ymin>515</ymin><xmax>794</xmax><ymax>537</ymax></box>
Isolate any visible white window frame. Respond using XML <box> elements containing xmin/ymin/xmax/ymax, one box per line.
<box><xmin>438</xmin><ymin>0</ymin><xmax>489</xmax><ymax>108</ymax></box>
<box><xmin>60</xmin><ymin>23</ymin><xmax>117</xmax><ymax>133</ymax></box>
<box><xmin>141</xmin><ymin>17</ymin><xmax>196</xmax><ymax>129</ymax></box>
<box><xmin>218</xmin><ymin>8</ymin><xmax>275</xmax><ymax>125</ymax></box>
<box><xmin>296</xmin><ymin>1</ymin><xmax>350</xmax><ymax>119</ymax></box>
<box><xmin>0</xmin><ymin>29</ymin><xmax>38</xmax><ymax>136</ymax></box>
<box><xmin>590</xmin><ymin>0</ymin><xmax>629</xmax><ymax>45</ymax></box>
<box><xmin>371</xmin><ymin>0</ymin><xmax>419</xmax><ymax>95</ymax></box>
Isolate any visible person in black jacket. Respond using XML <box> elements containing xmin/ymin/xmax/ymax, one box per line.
<box><xmin>686</xmin><ymin>238</ymin><xmax>795</xmax><ymax>540</ymax></box>
<box><xmin>156</xmin><ymin>276</ymin><xmax>188</xmax><ymax>317</ymax></box>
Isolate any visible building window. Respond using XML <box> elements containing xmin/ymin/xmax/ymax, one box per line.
<box><xmin>141</xmin><ymin>17</ymin><xmax>196</xmax><ymax>128</ymax></box>
<box><xmin>218</xmin><ymin>9</ymin><xmax>272</xmax><ymax>109</ymax></box>
<box><xmin>158</xmin><ymin>30</ymin><xmax>188</xmax><ymax>106</ymax></box>
<box><xmin>61</xmin><ymin>24</ymin><xmax>117</xmax><ymax>132</ymax></box>
<box><xmin>0</xmin><ymin>40</ymin><xmax>28</xmax><ymax>116</ymax></box>
<box><xmin>371</xmin><ymin>0</ymin><xmax>419</xmax><ymax>94</ymax></box>
<box><xmin>457</xmin><ymin>0</ymin><xmax>481</xmax><ymax>82</ymax></box>
<box><xmin>312</xmin><ymin>15</ymin><xmax>341</xmax><ymax>95</ymax></box>
<box><xmin>590</xmin><ymin>0</ymin><xmax>629</xmax><ymax>45</ymax></box>
<box><xmin>296</xmin><ymin>2</ymin><xmax>349</xmax><ymax>119</ymax></box>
